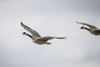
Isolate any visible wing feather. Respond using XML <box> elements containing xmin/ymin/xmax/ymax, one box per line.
<box><xmin>21</xmin><ymin>22</ymin><xmax>41</xmax><ymax>38</ymax></box>
<box><xmin>76</xmin><ymin>22</ymin><xmax>97</xmax><ymax>29</ymax></box>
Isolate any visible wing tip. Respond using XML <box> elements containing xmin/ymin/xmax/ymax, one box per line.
<box><xmin>76</xmin><ymin>21</ymin><xmax>79</xmax><ymax>24</ymax></box>
<box><xmin>21</xmin><ymin>22</ymin><xmax>23</xmax><ymax>25</ymax></box>
<box><xmin>21</xmin><ymin>22</ymin><xmax>24</xmax><ymax>26</ymax></box>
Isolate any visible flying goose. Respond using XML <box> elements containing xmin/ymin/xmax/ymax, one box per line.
<box><xmin>76</xmin><ymin>22</ymin><xmax>100</xmax><ymax>35</ymax></box>
<box><xmin>21</xmin><ymin>22</ymin><xmax>66</xmax><ymax>45</ymax></box>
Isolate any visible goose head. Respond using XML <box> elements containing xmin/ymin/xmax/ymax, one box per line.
<box><xmin>22</xmin><ymin>32</ymin><xmax>32</xmax><ymax>38</ymax></box>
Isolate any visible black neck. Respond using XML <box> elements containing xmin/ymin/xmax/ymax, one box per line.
<box><xmin>26</xmin><ymin>34</ymin><xmax>32</xmax><ymax>38</ymax></box>
<box><xmin>84</xmin><ymin>27</ymin><xmax>90</xmax><ymax>31</ymax></box>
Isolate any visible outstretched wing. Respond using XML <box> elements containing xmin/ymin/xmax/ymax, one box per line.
<box><xmin>38</xmin><ymin>36</ymin><xmax>66</xmax><ymax>41</ymax></box>
<box><xmin>21</xmin><ymin>22</ymin><xmax>41</xmax><ymax>38</ymax></box>
<box><xmin>76</xmin><ymin>22</ymin><xmax>97</xmax><ymax>29</ymax></box>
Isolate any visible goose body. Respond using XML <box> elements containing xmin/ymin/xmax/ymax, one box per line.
<box><xmin>77</xmin><ymin>22</ymin><xmax>100</xmax><ymax>35</ymax></box>
<box><xmin>21</xmin><ymin>22</ymin><xmax>66</xmax><ymax>45</ymax></box>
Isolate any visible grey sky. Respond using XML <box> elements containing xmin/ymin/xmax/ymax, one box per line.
<box><xmin>0</xmin><ymin>0</ymin><xmax>100</xmax><ymax>67</ymax></box>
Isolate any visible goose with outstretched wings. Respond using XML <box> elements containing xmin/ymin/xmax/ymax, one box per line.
<box><xmin>77</xmin><ymin>22</ymin><xmax>100</xmax><ymax>35</ymax></box>
<box><xmin>21</xmin><ymin>22</ymin><xmax>66</xmax><ymax>45</ymax></box>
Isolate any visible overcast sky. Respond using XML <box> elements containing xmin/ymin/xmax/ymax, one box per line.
<box><xmin>0</xmin><ymin>0</ymin><xmax>100</xmax><ymax>67</ymax></box>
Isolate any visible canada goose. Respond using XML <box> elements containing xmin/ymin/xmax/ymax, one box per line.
<box><xmin>21</xmin><ymin>22</ymin><xmax>66</xmax><ymax>45</ymax></box>
<box><xmin>76</xmin><ymin>22</ymin><xmax>100</xmax><ymax>35</ymax></box>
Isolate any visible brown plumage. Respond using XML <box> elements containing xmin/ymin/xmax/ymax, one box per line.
<box><xmin>77</xmin><ymin>22</ymin><xmax>100</xmax><ymax>35</ymax></box>
<box><xmin>21</xmin><ymin>22</ymin><xmax>66</xmax><ymax>45</ymax></box>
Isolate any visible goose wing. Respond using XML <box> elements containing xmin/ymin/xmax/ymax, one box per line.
<box><xmin>21</xmin><ymin>22</ymin><xmax>41</xmax><ymax>38</ymax></box>
<box><xmin>76</xmin><ymin>22</ymin><xmax>97</xmax><ymax>29</ymax></box>
<box><xmin>38</xmin><ymin>36</ymin><xmax>66</xmax><ymax>41</ymax></box>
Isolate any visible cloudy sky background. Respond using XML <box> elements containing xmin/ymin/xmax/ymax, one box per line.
<box><xmin>0</xmin><ymin>0</ymin><xmax>100</xmax><ymax>67</ymax></box>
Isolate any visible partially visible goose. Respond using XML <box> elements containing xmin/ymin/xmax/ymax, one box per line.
<box><xmin>76</xmin><ymin>22</ymin><xmax>100</xmax><ymax>35</ymax></box>
<box><xmin>21</xmin><ymin>22</ymin><xmax>66</xmax><ymax>45</ymax></box>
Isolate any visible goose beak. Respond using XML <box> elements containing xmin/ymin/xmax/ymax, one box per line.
<box><xmin>80</xmin><ymin>26</ymin><xmax>84</xmax><ymax>29</ymax></box>
<box><xmin>22</xmin><ymin>32</ymin><xmax>26</xmax><ymax>35</ymax></box>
